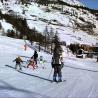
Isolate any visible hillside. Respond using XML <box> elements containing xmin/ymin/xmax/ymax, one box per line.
<box><xmin>0</xmin><ymin>1</ymin><xmax>98</xmax><ymax>97</ymax></box>
<box><xmin>0</xmin><ymin>0</ymin><xmax>98</xmax><ymax>46</ymax></box>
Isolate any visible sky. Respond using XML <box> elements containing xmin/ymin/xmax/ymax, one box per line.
<box><xmin>80</xmin><ymin>0</ymin><xmax>98</xmax><ymax>10</ymax></box>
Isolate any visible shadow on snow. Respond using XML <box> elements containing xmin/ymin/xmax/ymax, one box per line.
<box><xmin>5</xmin><ymin>65</ymin><xmax>52</xmax><ymax>82</ymax></box>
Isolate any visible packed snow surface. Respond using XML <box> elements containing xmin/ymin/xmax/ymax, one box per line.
<box><xmin>0</xmin><ymin>36</ymin><xmax>98</xmax><ymax>98</ymax></box>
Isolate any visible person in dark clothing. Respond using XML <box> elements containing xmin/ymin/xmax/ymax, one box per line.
<box><xmin>51</xmin><ymin>55</ymin><xmax>63</xmax><ymax>82</ymax></box>
<box><xmin>13</xmin><ymin>56</ymin><xmax>23</xmax><ymax>70</ymax></box>
<box><xmin>33</xmin><ymin>50</ymin><xmax>38</xmax><ymax>66</ymax></box>
<box><xmin>51</xmin><ymin>33</ymin><xmax>63</xmax><ymax>82</ymax></box>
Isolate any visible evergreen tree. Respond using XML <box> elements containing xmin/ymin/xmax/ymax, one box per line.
<box><xmin>50</xmin><ymin>27</ymin><xmax>54</xmax><ymax>54</ymax></box>
<box><xmin>20</xmin><ymin>0</ymin><xmax>28</xmax><ymax>5</ymax></box>
<box><xmin>38</xmin><ymin>0</ymin><xmax>49</xmax><ymax>6</ymax></box>
<box><xmin>43</xmin><ymin>25</ymin><xmax>48</xmax><ymax>50</ymax></box>
<box><xmin>53</xmin><ymin>32</ymin><xmax>63</xmax><ymax>57</ymax></box>
<box><xmin>7</xmin><ymin>29</ymin><xmax>16</xmax><ymax>38</ymax></box>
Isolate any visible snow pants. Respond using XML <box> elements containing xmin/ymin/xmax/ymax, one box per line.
<box><xmin>53</xmin><ymin>65</ymin><xmax>62</xmax><ymax>81</ymax></box>
<box><xmin>34</xmin><ymin>58</ymin><xmax>37</xmax><ymax>65</ymax></box>
<box><xmin>15</xmin><ymin>63</ymin><xmax>22</xmax><ymax>70</ymax></box>
<box><xmin>27</xmin><ymin>62</ymin><xmax>35</xmax><ymax>69</ymax></box>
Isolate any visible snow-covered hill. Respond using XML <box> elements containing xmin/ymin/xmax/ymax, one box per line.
<box><xmin>0</xmin><ymin>0</ymin><xmax>98</xmax><ymax>46</ymax></box>
<box><xmin>61</xmin><ymin>0</ymin><xmax>83</xmax><ymax>5</ymax></box>
<box><xmin>0</xmin><ymin>1</ymin><xmax>98</xmax><ymax>97</ymax></box>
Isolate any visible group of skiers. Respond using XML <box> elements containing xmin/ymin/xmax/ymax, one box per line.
<box><xmin>13</xmin><ymin>50</ymin><xmax>64</xmax><ymax>82</ymax></box>
<box><xmin>13</xmin><ymin>50</ymin><xmax>46</xmax><ymax>70</ymax></box>
<box><xmin>13</xmin><ymin>50</ymin><xmax>38</xmax><ymax>70</ymax></box>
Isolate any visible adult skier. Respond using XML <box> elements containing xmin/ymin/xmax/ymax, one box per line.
<box><xmin>51</xmin><ymin>33</ymin><xmax>63</xmax><ymax>82</ymax></box>
<box><xmin>51</xmin><ymin>54</ymin><xmax>63</xmax><ymax>82</ymax></box>
<box><xmin>13</xmin><ymin>56</ymin><xmax>23</xmax><ymax>70</ymax></box>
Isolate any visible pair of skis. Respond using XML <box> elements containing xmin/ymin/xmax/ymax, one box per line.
<box><xmin>50</xmin><ymin>80</ymin><xmax>66</xmax><ymax>83</ymax></box>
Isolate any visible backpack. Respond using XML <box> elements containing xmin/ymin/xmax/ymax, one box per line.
<box><xmin>52</xmin><ymin>56</ymin><xmax>62</xmax><ymax>64</ymax></box>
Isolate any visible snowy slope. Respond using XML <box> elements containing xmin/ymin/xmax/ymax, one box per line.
<box><xmin>0</xmin><ymin>0</ymin><xmax>98</xmax><ymax>46</ymax></box>
<box><xmin>0</xmin><ymin>36</ymin><xmax>98</xmax><ymax>98</ymax></box>
<box><xmin>61</xmin><ymin>0</ymin><xmax>83</xmax><ymax>6</ymax></box>
<box><xmin>0</xmin><ymin>0</ymin><xmax>98</xmax><ymax>98</ymax></box>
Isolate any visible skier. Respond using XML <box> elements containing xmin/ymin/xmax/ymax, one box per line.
<box><xmin>51</xmin><ymin>33</ymin><xmax>63</xmax><ymax>82</ymax></box>
<box><xmin>27</xmin><ymin>57</ymin><xmax>35</xmax><ymax>69</ymax></box>
<box><xmin>33</xmin><ymin>50</ymin><xmax>38</xmax><ymax>67</ymax></box>
<box><xmin>51</xmin><ymin>54</ymin><xmax>63</xmax><ymax>82</ymax></box>
<box><xmin>13</xmin><ymin>56</ymin><xmax>23</xmax><ymax>70</ymax></box>
<box><xmin>39</xmin><ymin>56</ymin><xmax>46</xmax><ymax>69</ymax></box>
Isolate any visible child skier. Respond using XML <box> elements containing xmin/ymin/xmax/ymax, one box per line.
<box><xmin>39</xmin><ymin>56</ymin><xmax>45</xmax><ymax>69</ymax></box>
<box><xmin>27</xmin><ymin>57</ymin><xmax>36</xmax><ymax>69</ymax></box>
<box><xmin>13</xmin><ymin>56</ymin><xmax>23</xmax><ymax>71</ymax></box>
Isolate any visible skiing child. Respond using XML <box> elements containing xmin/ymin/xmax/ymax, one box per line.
<box><xmin>39</xmin><ymin>56</ymin><xmax>46</xmax><ymax>69</ymax></box>
<box><xmin>27</xmin><ymin>57</ymin><xmax>36</xmax><ymax>70</ymax></box>
<box><xmin>13</xmin><ymin>56</ymin><xmax>23</xmax><ymax>71</ymax></box>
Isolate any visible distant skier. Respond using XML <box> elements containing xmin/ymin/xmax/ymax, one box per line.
<box><xmin>13</xmin><ymin>56</ymin><xmax>23</xmax><ymax>70</ymax></box>
<box><xmin>39</xmin><ymin>56</ymin><xmax>46</xmax><ymax>69</ymax></box>
<box><xmin>27</xmin><ymin>57</ymin><xmax>35</xmax><ymax>69</ymax></box>
<box><xmin>51</xmin><ymin>54</ymin><xmax>63</xmax><ymax>82</ymax></box>
<box><xmin>33</xmin><ymin>50</ymin><xmax>38</xmax><ymax>67</ymax></box>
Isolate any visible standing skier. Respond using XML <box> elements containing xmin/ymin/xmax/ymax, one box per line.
<box><xmin>51</xmin><ymin>54</ymin><xmax>63</xmax><ymax>82</ymax></box>
<box><xmin>13</xmin><ymin>56</ymin><xmax>23</xmax><ymax>70</ymax></box>
<box><xmin>33</xmin><ymin>50</ymin><xmax>38</xmax><ymax>67</ymax></box>
<box><xmin>51</xmin><ymin>33</ymin><xmax>63</xmax><ymax>82</ymax></box>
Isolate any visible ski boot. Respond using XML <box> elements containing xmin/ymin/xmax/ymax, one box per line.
<box><xmin>53</xmin><ymin>76</ymin><xmax>57</xmax><ymax>82</ymax></box>
<box><xmin>58</xmin><ymin>77</ymin><xmax>62</xmax><ymax>82</ymax></box>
